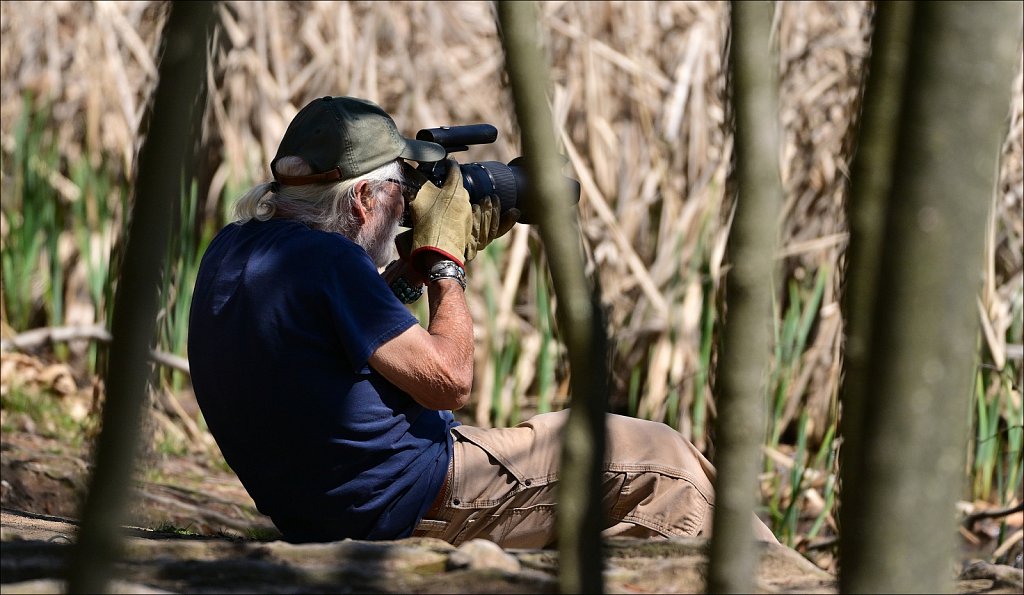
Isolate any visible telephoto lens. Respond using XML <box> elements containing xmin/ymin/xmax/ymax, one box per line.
<box><xmin>459</xmin><ymin>160</ymin><xmax>529</xmax><ymax>222</ymax></box>
<box><xmin>412</xmin><ymin>124</ymin><xmax>582</xmax><ymax>226</ymax></box>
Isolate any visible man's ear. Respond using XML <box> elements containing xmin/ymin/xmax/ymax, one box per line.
<box><xmin>351</xmin><ymin>180</ymin><xmax>374</xmax><ymax>225</ymax></box>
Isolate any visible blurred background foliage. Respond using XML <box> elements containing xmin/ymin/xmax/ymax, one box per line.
<box><xmin>1</xmin><ymin>0</ymin><xmax>1021</xmax><ymax>565</ymax></box>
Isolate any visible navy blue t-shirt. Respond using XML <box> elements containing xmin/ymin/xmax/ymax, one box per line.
<box><xmin>188</xmin><ymin>218</ymin><xmax>457</xmax><ymax>542</ymax></box>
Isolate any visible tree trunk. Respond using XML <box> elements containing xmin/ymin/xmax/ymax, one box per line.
<box><xmin>837</xmin><ymin>0</ymin><xmax>914</xmax><ymax>580</ymax></box>
<box><xmin>839</xmin><ymin>2</ymin><xmax>1022</xmax><ymax>593</ymax></box>
<box><xmin>496</xmin><ymin>2</ymin><xmax>610</xmax><ymax>593</ymax></box>
<box><xmin>66</xmin><ymin>2</ymin><xmax>217</xmax><ymax>593</ymax></box>
<box><xmin>708</xmin><ymin>2</ymin><xmax>782</xmax><ymax>593</ymax></box>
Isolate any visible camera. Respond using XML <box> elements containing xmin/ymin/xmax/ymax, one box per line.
<box><xmin>411</xmin><ymin>124</ymin><xmax>581</xmax><ymax>225</ymax></box>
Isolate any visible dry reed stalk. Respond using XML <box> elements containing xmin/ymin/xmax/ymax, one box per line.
<box><xmin>1</xmin><ymin>1</ymin><xmax>1021</xmax><ymax>455</ymax></box>
<box><xmin>985</xmin><ymin>49</ymin><xmax>1024</xmax><ymax>377</ymax></box>
<box><xmin>774</xmin><ymin>0</ymin><xmax>873</xmax><ymax>445</ymax></box>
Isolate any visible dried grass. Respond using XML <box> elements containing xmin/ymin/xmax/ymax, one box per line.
<box><xmin>774</xmin><ymin>0</ymin><xmax>873</xmax><ymax>443</ymax></box>
<box><xmin>1</xmin><ymin>1</ymin><xmax>1021</xmax><ymax>453</ymax></box>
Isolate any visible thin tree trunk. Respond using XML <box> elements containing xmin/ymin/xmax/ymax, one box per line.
<box><xmin>837</xmin><ymin>0</ymin><xmax>914</xmax><ymax>580</ymax></box>
<box><xmin>708</xmin><ymin>2</ymin><xmax>781</xmax><ymax>593</ymax></box>
<box><xmin>839</xmin><ymin>2</ymin><xmax>1022</xmax><ymax>593</ymax></box>
<box><xmin>496</xmin><ymin>2</ymin><xmax>609</xmax><ymax>593</ymax></box>
<box><xmin>65</xmin><ymin>2</ymin><xmax>217</xmax><ymax>593</ymax></box>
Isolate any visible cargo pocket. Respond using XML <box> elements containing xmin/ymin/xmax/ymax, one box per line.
<box><xmin>449</xmin><ymin>425</ymin><xmax>531</xmax><ymax>506</ymax></box>
<box><xmin>613</xmin><ymin>466</ymin><xmax>711</xmax><ymax>537</ymax></box>
<box><xmin>449</xmin><ymin>424</ymin><xmax>559</xmax><ymax>547</ymax></box>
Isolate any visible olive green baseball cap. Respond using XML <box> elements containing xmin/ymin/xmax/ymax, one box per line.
<box><xmin>271</xmin><ymin>96</ymin><xmax>445</xmax><ymax>185</ymax></box>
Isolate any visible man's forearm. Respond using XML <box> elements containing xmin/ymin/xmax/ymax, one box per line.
<box><xmin>369</xmin><ymin>254</ymin><xmax>475</xmax><ymax>410</ymax></box>
<box><xmin>416</xmin><ymin>251</ymin><xmax>474</xmax><ymax>408</ymax></box>
<box><xmin>423</xmin><ymin>277</ymin><xmax>475</xmax><ymax>406</ymax></box>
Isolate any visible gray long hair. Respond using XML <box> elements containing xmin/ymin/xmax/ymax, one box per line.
<box><xmin>233</xmin><ymin>157</ymin><xmax>404</xmax><ymax>237</ymax></box>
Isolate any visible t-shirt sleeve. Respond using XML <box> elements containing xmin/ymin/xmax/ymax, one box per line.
<box><xmin>314</xmin><ymin>237</ymin><xmax>420</xmax><ymax>373</ymax></box>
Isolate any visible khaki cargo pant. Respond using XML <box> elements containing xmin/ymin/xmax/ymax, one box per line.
<box><xmin>411</xmin><ymin>410</ymin><xmax>778</xmax><ymax>548</ymax></box>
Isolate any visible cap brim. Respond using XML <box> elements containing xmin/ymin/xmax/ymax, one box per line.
<box><xmin>400</xmin><ymin>138</ymin><xmax>446</xmax><ymax>163</ymax></box>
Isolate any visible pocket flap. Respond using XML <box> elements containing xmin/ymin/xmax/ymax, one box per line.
<box><xmin>451</xmin><ymin>425</ymin><xmax>529</xmax><ymax>483</ymax></box>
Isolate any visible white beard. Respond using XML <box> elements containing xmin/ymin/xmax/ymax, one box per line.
<box><xmin>356</xmin><ymin>207</ymin><xmax>400</xmax><ymax>268</ymax></box>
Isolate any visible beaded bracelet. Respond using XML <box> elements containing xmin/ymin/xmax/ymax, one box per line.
<box><xmin>390</xmin><ymin>275</ymin><xmax>424</xmax><ymax>304</ymax></box>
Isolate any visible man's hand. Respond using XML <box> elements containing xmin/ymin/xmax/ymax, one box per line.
<box><xmin>392</xmin><ymin>231</ymin><xmax>422</xmax><ymax>284</ymax></box>
<box><xmin>408</xmin><ymin>159</ymin><xmax>473</xmax><ymax>272</ymax></box>
<box><xmin>465</xmin><ymin>195</ymin><xmax>519</xmax><ymax>263</ymax></box>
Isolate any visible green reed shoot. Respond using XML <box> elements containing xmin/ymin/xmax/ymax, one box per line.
<box><xmin>693</xmin><ymin>266</ymin><xmax>716</xmax><ymax>446</ymax></box>
<box><xmin>999</xmin><ymin>295</ymin><xmax>1022</xmax><ymax>506</ymax></box>
<box><xmin>627</xmin><ymin>364</ymin><xmax>642</xmax><ymax>418</ymax></box>
<box><xmin>495</xmin><ymin>331</ymin><xmax>520</xmax><ymax>426</ymax></box>
<box><xmin>3</xmin><ymin>94</ymin><xmax>58</xmax><ymax>332</ymax></box>
<box><xmin>534</xmin><ymin>249</ymin><xmax>556</xmax><ymax>415</ymax></box>
<box><xmin>974</xmin><ymin>367</ymin><xmax>998</xmax><ymax>501</ymax></box>
<box><xmin>806</xmin><ymin>422</ymin><xmax>838</xmax><ymax>540</ymax></box>
<box><xmin>663</xmin><ymin>232</ymin><xmax>688</xmax><ymax>432</ymax></box>
<box><xmin>477</xmin><ymin>241</ymin><xmax>501</xmax><ymax>425</ymax></box>
<box><xmin>767</xmin><ymin>267</ymin><xmax>827</xmax><ymax>448</ymax></box>
<box><xmin>156</xmin><ymin>178</ymin><xmax>205</xmax><ymax>391</ymax></box>
<box><xmin>780</xmin><ymin>410</ymin><xmax>810</xmax><ymax>544</ymax></box>
<box><xmin>1003</xmin><ymin>374</ymin><xmax>1022</xmax><ymax>504</ymax></box>
<box><xmin>970</xmin><ymin>280</ymin><xmax>1023</xmax><ymax>508</ymax></box>
<box><xmin>69</xmin><ymin>158</ymin><xmax>119</xmax><ymax>321</ymax></box>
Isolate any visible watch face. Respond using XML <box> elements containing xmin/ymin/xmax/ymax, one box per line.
<box><xmin>427</xmin><ymin>260</ymin><xmax>467</xmax><ymax>290</ymax></box>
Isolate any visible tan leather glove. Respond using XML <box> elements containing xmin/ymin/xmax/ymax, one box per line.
<box><xmin>465</xmin><ymin>195</ymin><xmax>520</xmax><ymax>263</ymax></box>
<box><xmin>408</xmin><ymin>159</ymin><xmax>473</xmax><ymax>269</ymax></box>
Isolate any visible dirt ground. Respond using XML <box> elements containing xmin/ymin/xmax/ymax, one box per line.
<box><xmin>0</xmin><ymin>426</ymin><xmax>278</xmax><ymax>541</ymax></box>
<box><xmin>1</xmin><ymin>349</ymin><xmax>1021</xmax><ymax>593</ymax></box>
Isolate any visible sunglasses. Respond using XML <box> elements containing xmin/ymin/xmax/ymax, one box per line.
<box><xmin>383</xmin><ymin>178</ymin><xmax>419</xmax><ymax>227</ymax></box>
<box><xmin>384</xmin><ymin>178</ymin><xmax>418</xmax><ymax>202</ymax></box>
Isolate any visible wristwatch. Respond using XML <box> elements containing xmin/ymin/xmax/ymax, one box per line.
<box><xmin>427</xmin><ymin>259</ymin><xmax>467</xmax><ymax>291</ymax></box>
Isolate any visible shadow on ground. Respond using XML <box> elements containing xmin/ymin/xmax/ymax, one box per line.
<box><xmin>1</xmin><ymin>424</ymin><xmax>1020</xmax><ymax>594</ymax></box>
